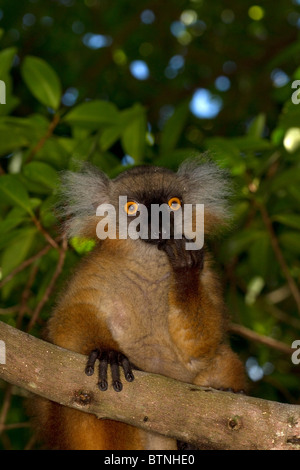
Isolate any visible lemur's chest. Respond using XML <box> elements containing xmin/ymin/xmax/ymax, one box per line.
<box><xmin>100</xmin><ymin>271</ymin><xmax>171</xmax><ymax>344</ymax></box>
<box><xmin>97</xmin><ymin>272</ymin><xmax>197</xmax><ymax>382</ymax></box>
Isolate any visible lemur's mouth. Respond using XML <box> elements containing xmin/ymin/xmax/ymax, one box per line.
<box><xmin>139</xmin><ymin>225</ymin><xmax>175</xmax><ymax>244</ymax></box>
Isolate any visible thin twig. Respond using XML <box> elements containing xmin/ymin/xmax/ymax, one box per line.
<box><xmin>0</xmin><ymin>244</ymin><xmax>52</xmax><ymax>289</ymax></box>
<box><xmin>261</xmin><ymin>300</ymin><xmax>300</xmax><ymax>331</ymax></box>
<box><xmin>3</xmin><ymin>422</ymin><xmax>31</xmax><ymax>430</ymax></box>
<box><xmin>26</xmin><ymin>113</ymin><xmax>60</xmax><ymax>163</ymax></box>
<box><xmin>258</xmin><ymin>203</ymin><xmax>300</xmax><ymax>315</ymax></box>
<box><xmin>229</xmin><ymin>323</ymin><xmax>292</xmax><ymax>355</ymax></box>
<box><xmin>0</xmin><ymin>306</ymin><xmax>20</xmax><ymax>315</ymax></box>
<box><xmin>27</xmin><ymin>236</ymin><xmax>68</xmax><ymax>332</ymax></box>
<box><xmin>266</xmin><ymin>285</ymin><xmax>291</xmax><ymax>304</ymax></box>
<box><xmin>32</xmin><ymin>216</ymin><xmax>59</xmax><ymax>249</ymax></box>
<box><xmin>24</xmin><ymin>434</ymin><xmax>37</xmax><ymax>451</ymax></box>
<box><xmin>0</xmin><ymin>385</ymin><xmax>13</xmax><ymax>436</ymax></box>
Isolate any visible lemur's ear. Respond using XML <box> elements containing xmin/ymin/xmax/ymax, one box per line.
<box><xmin>58</xmin><ymin>163</ymin><xmax>110</xmax><ymax>239</ymax></box>
<box><xmin>177</xmin><ymin>155</ymin><xmax>232</xmax><ymax>235</ymax></box>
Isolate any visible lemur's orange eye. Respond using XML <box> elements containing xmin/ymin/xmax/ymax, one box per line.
<box><xmin>124</xmin><ymin>201</ymin><xmax>139</xmax><ymax>216</ymax></box>
<box><xmin>168</xmin><ymin>197</ymin><xmax>181</xmax><ymax>211</ymax></box>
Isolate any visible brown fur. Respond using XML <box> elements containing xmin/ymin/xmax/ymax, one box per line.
<box><xmin>33</xmin><ymin>159</ymin><xmax>247</xmax><ymax>450</ymax></box>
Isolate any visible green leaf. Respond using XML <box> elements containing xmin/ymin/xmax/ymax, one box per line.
<box><xmin>270</xmin><ymin>167</ymin><xmax>300</xmax><ymax>191</ymax></box>
<box><xmin>0</xmin><ymin>229</ymin><xmax>22</xmax><ymax>251</ymax></box>
<box><xmin>245</xmin><ymin>276</ymin><xmax>265</xmax><ymax>305</ymax></box>
<box><xmin>269</xmin><ymin>41</ymin><xmax>300</xmax><ymax>69</ymax></box>
<box><xmin>277</xmin><ymin>100</ymin><xmax>300</xmax><ymax>131</ymax></box>
<box><xmin>0</xmin><ymin>115</ymin><xmax>48</xmax><ymax>155</ymax></box>
<box><xmin>0</xmin><ymin>207</ymin><xmax>30</xmax><ymax>234</ymax></box>
<box><xmin>1</xmin><ymin>227</ymin><xmax>37</xmax><ymax>278</ymax></box>
<box><xmin>248</xmin><ymin>235</ymin><xmax>271</xmax><ymax>279</ymax></box>
<box><xmin>99</xmin><ymin>125</ymin><xmax>122</xmax><ymax>151</ymax></box>
<box><xmin>204</xmin><ymin>137</ymin><xmax>241</xmax><ymax>165</ymax></box>
<box><xmin>23</xmin><ymin>162</ymin><xmax>58</xmax><ymax>193</ymax></box>
<box><xmin>223</xmin><ymin>230</ymin><xmax>266</xmax><ymax>258</ymax></box>
<box><xmin>21</xmin><ymin>56</ymin><xmax>62</xmax><ymax>110</ymax></box>
<box><xmin>288</xmin><ymin>186</ymin><xmax>300</xmax><ymax>204</ymax></box>
<box><xmin>91</xmin><ymin>151</ymin><xmax>121</xmax><ymax>174</ymax></box>
<box><xmin>0</xmin><ymin>93</ymin><xmax>20</xmax><ymax>117</ymax></box>
<box><xmin>64</xmin><ymin>136</ymin><xmax>96</xmax><ymax>165</ymax></box>
<box><xmin>39</xmin><ymin>195</ymin><xmax>57</xmax><ymax>228</ymax></box>
<box><xmin>120</xmin><ymin>104</ymin><xmax>146</xmax><ymax>161</ymax></box>
<box><xmin>63</xmin><ymin>100</ymin><xmax>119</xmax><ymax>129</ymax></box>
<box><xmin>70</xmin><ymin>237</ymin><xmax>96</xmax><ymax>255</ymax></box>
<box><xmin>154</xmin><ymin>148</ymin><xmax>198</xmax><ymax>169</ymax></box>
<box><xmin>272</xmin><ymin>214</ymin><xmax>300</xmax><ymax>230</ymax></box>
<box><xmin>160</xmin><ymin>100</ymin><xmax>190</xmax><ymax>155</ymax></box>
<box><xmin>0</xmin><ymin>125</ymin><xmax>30</xmax><ymax>155</ymax></box>
<box><xmin>229</xmin><ymin>137</ymin><xmax>272</xmax><ymax>152</ymax></box>
<box><xmin>1</xmin><ymin>115</ymin><xmax>48</xmax><ymax>133</ymax></box>
<box><xmin>0</xmin><ymin>47</ymin><xmax>17</xmax><ymax>77</ymax></box>
<box><xmin>247</xmin><ymin>113</ymin><xmax>266</xmax><ymax>138</ymax></box>
<box><xmin>279</xmin><ymin>231</ymin><xmax>300</xmax><ymax>254</ymax></box>
<box><xmin>32</xmin><ymin>137</ymin><xmax>69</xmax><ymax>169</ymax></box>
<box><xmin>57</xmin><ymin>137</ymin><xmax>77</xmax><ymax>154</ymax></box>
<box><xmin>0</xmin><ymin>174</ymin><xmax>34</xmax><ymax>216</ymax></box>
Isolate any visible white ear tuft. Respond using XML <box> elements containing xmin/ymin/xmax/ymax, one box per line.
<box><xmin>177</xmin><ymin>155</ymin><xmax>232</xmax><ymax>231</ymax></box>
<box><xmin>58</xmin><ymin>163</ymin><xmax>110</xmax><ymax>238</ymax></box>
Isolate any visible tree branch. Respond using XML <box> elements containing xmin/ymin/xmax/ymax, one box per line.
<box><xmin>229</xmin><ymin>323</ymin><xmax>292</xmax><ymax>355</ymax></box>
<box><xmin>0</xmin><ymin>321</ymin><xmax>299</xmax><ymax>450</ymax></box>
<box><xmin>258</xmin><ymin>203</ymin><xmax>300</xmax><ymax>315</ymax></box>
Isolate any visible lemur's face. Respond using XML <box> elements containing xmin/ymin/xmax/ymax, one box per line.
<box><xmin>112</xmin><ymin>166</ymin><xmax>184</xmax><ymax>244</ymax></box>
<box><xmin>60</xmin><ymin>156</ymin><xmax>231</xmax><ymax>247</ymax></box>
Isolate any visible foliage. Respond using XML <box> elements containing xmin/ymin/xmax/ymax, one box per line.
<box><xmin>0</xmin><ymin>0</ymin><xmax>300</xmax><ymax>449</ymax></box>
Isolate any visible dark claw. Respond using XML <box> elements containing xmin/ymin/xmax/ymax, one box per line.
<box><xmin>118</xmin><ymin>353</ymin><xmax>134</xmax><ymax>382</ymax></box>
<box><xmin>218</xmin><ymin>387</ymin><xmax>246</xmax><ymax>394</ymax></box>
<box><xmin>109</xmin><ymin>351</ymin><xmax>122</xmax><ymax>392</ymax></box>
<box><xmin>85</xmin><ymin>349</ymin><xmax>100</xmax><ymax>376</ymax></box>
<box><xmin>98</xmin><ymin>379</ymin><xmax>108</xmax><ymax>391</ymax></box>
<box><xmin>85</xmin><ymin>349</ymin><xmax>134</xmax><ymax>392</ymax></box>
<box><xmin>113</xmin><ymin>380</ymin><xmax>123</xmax><ymax>392</ymax></box>
<box><xmin>98</xmin><ymin>350</ymin><xmax>109</xmax><ymax>391</ymax></box>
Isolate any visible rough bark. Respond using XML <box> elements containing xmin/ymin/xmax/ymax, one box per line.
<box><xmin>0</xmin><ymin>320</ymin><xmax>299</xmax><ymax>450</ymax></box>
